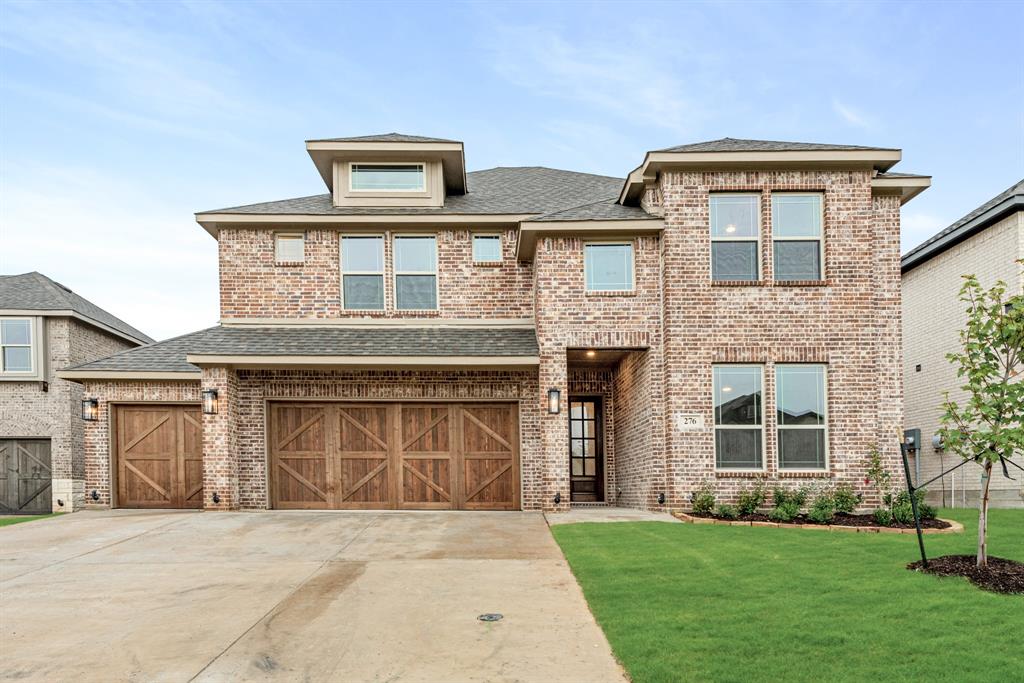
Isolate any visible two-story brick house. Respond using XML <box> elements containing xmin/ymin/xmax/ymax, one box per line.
<box><xmin>59</xmin><ymin>134</ymin><xmax>929</xmax><ymax>512</ymax></box>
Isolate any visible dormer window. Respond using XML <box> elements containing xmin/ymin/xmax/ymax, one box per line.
<box><xmin>350</xmin><ymin>163</ymin><xmax>426</xmax><ymax>193</ymax></box>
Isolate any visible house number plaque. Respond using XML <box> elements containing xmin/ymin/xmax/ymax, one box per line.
<box><xmin>674</xmin><ymin>413</ymin><xmax>705</xmax><ymax>431</ymax></box>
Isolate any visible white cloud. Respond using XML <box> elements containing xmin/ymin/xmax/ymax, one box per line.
<box><xmin>832</xmin><ymin>98</ymin><xmax>872</xmax><ymax>128</ymax></box>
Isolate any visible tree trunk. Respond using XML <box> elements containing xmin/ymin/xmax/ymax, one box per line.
<box><xmin>977</xmin><ymin>460</ymin><xmax>993</xmax><ymax>569</ymax></box>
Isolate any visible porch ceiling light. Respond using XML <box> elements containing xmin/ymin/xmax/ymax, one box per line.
<box><xmin>202</xmin><ymin>388</ymin><xmax>219</xmax><ymax>415</ymax></box>
<box><xmin>585</xmin><ymin>350</ymin><xmax>597</xmax><ymax>358</ymax></box>
<box><xmin>81</xmin><ymin>398</ymin><xmax>99</xmax><ymax>421</ymax></box>
<box><xmin>547</xmin><ymin>388</ymin><xmax>561</xmax><ymax>414</ymax></box>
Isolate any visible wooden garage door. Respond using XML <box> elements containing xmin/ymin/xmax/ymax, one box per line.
<box><xmin>269</xmin><ymin>402</ymin><xmax>519</xmax><ymax>511</ymax></box>
<box><xmin>114</xmin><ymin>405</ymin><xmax>203</xmax><ymax>509</ymax></box>
<box><xmin>0</xmin><ymin>439</ymin><xmax>51</xmax><ymax>514</ymax></box>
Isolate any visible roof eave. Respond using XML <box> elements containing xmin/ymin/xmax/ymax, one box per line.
<box><xmin>871</xmin><ymin>175</ymin><xmax>932</xmax><ymax>205</ymax></box>
<box><xmin>901</xmin><ymin>195</ymin><xmax>1024</xmax><ymax>273</ymax></box>
<box><xmin>515</xmin><ymin>218</ymin><xmax>665</xmax><ymax>261</ymax></box>
<box><xmin>0</xmin><ymin>309</ymin><xmax>152</xmax><ymax>346</ymax></box>
<box><xmin>56</xmin><ymin>370</ymin><xmax>202</xmax><ymax>382</ymax></box>
<box><xmin>184</xmin><ymin>354</ymin><xmax>540</xmax><ymax>370</ymax></box>
<box><xmin>194</xmin><ymin>212</ymin><xmax>536</xmax><ymax>238</ymax></box>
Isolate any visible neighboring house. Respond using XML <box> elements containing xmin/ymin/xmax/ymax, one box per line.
<box><xmin>0</xmin><ymin>272</ymin><xmax>153</xmax><ymax>513</ymax></box>
<box><xmin>902</xmin><ymin>179</ymin><xmax>1024</xmax><ymax>508</ymax></box>
<box><xmin>58</xmin><ymin>133</ymin><xmax>929</xmax><ymax>513</ymax></box>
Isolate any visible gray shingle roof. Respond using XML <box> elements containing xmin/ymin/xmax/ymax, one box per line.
<box><xmin>306</xmin><ymin>133</ymin><xmax>460</xmax><ymax>144</ymax></box>
<box><xmin>657</xmin><ymin>137</ymin><xmax>898</xmax><ymax>153</ymax></box>
<box><xmin>527</xmin><ymin>198</ymin><xmax>655</xmax><ymax>222</ymax></box>
<box><xmin>0</xmin><ymin>272</ymin><xmax>153</xmax><ymax>344</ymax></box>
<box><xmin>64</xmin><ymin>326</ymin><xmax>539</xmax><ymax>374</ymax></box>
<box><xmin>201</xmin><ymin>167</ymin><xmax>629</xmax><ymax>217</ymax></box>
<box><xmin>902</xmin><ymin>178</ymin><xmax>1024</xmax><ymax>272</ymax></box>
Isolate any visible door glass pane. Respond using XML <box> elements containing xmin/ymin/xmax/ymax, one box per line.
<box><xmin>772</xmin><ymin>194</ymin><xmax>821</xmax><ymax>237</ymax></box>
<box><xmin>351</xmin><ymin>164</ymin><xmax>425</xmax><ymax>191</ymax></box>
<box><xmin>395</xmin><ymin>275</ymin><xmax>437</xmax><ymax>310</ymax></box>
<box><xmin>571</xmin><ymin>421</ymin><xmax>583</xmax><ymax>439</ymax></box>
<box><xmin>343</xmin><ymin>275</ymin><xmax>384</xmax><ymax>310</ymax></box>
<box><xmin>570</xmin><ymin>402</ymin><xmax>584</xmax><ymax>419</ymax></box>
<box><xmin>584</xmin><ymin>459</ymin><xmax>595</xmax><ymax>476</ymax></box>
<box><xmin>713</xmin><ymin>367</ymin><xmax>762</xmax><ymax>425</ymax></box>
<box><xmin>342</xmin><ymin>236</ymin><xmax>384</xmax><ymax>271</ymax></box>
<box><xmin>776</xmin><ymin>365</ymin><xmax>826</xmax><ymax>425</ymax></box>
<box><xmin>571</xmin><ymin>441</ymin><xmax>584</xmax><ymax>458</ymax></box>
<box><xmin>715</xmin><ymin>429</ymin><xmax>763</xmax><ymax>469</ymax></box>
<box><xmin>473</xmin><ymin>235</ymin><xmax>502</xmax><ymax>262</ymax></box>
<box><xmin>712</xmin><ymin>242</ymin><xmax>758</xmax><ymax>281</ymax></box>
<box><xmin>585</xmin><ymin>244</ymin><xmax>633</xmax><ymax>291</ymax></box>
<box><xmin>394</xmin><ymin>236</ymin><xmax>436</xmax><ymax>272</ymax></box>
<box><xmin>3</xmin><ymin>347</ymin><xmax>31</xmax><ymax>372</ymax></box>
<box><xmin>710</xmin><ymin>195</ymin><xmax>759</xmax><ymax>238</ymax></box>
<box><xmin>778</xmin><ymin>429</ymin><xmax>826</xmax><ymax>469</ymax></box>
<box><xmin>1</xmin><ymin>319</ymin><xmax>30</xmax><ymax>345</ymax></box>
<box><xmin>582</xmin><ymin>402</ymin><xmax>596</xmax><ymax>420</ymax></box>
<box><xmin>572</xmin><ymin>459</ymin><xmax>583</xmax><ymax>476</ymax></box>
<box><xmin>774</xmin><ymin>241</ymin><xmax>821</xmax><ymax>281</ymax></box>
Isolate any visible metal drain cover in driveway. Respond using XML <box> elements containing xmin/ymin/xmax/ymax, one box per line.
<box><xmin>477</xmin><ymin>613</ymin><xmax>503</xmax><ymax>622</ymax></box>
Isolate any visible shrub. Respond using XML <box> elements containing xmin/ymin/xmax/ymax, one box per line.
<box><xmin>832</xmin><ymin>484</ymin><xmax>859</xmax><ymax>514</ymax></box>
<box><xmin>736</xmin><ymin>480</ymin><xmax>767</xmax><ymax>516</ymax></box>
<box><xmin>873</xmin><ymin>508</ymin><xmax>894</xmax><ymax>526</ymax></box>
<box><xmin>890</xmin><ymin>490</ymin><xmax>937</xmax><ymax>524</ymax></box>
<box><xmin>691</xmin><ymin>481</ymin><xmax>716</xmax><ymax>516</ymax></box>
<box><xmin>807</xmin><ymin>492</ymin><xmax>836</xmax><ymax>524</ymax></box>
<box><xmin>715</xmin><ymin>503</ymin><xmax>739</xmax><ymax>520</ymax></box>
<box><xmin>768</xmin><ymin>501</ymin><xmax>801</xmax><ymax>523</ymax></box>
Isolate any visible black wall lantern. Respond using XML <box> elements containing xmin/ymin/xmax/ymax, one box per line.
<box><xmin>554</xmin><ymin>492</ymin><xmax>562</xmax><ymax>505</ymax></box>
<box><xmin>202</xmin><ymin>388</ymin><xmax>219</xmax><ymax>415</ymax></box>
<box><xmin>547</xmin><ymin>388</ymin><xmax>561</xmax><ymax>414</ymax></box>
<box><xmin>81</xmin><ymin>398</ymin><xmax>99</xmax><ymax>421</ymax></box>
<box><xmin>658</xmin><ymin>492</ymin><xmax>666</xmax><ymax>505</ymax></box>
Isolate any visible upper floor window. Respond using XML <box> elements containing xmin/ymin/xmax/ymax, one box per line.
<box><xmin>350</xmin><ymin>163</ymin><xmax>425</xmax><ymax>192</ymax></box>
<box><xmin>341</xmin><ymin>235</ymin><xmax>385</xmax><ymax>310</ymax></box>
<box><xmin>1</xmin><ymin>318</ymin><xmax>34</xmax><ymax>375</ymax></box>
<box><xmin>713</xmin><ymin>365</ymin><xmax>764</xmax><ymax>470</ymax></box>
<box><xmin>584</xmin><ymin>242</ymin><xmax>634</xmax><ymax>291</ymax></box>
<box><xmin>776</xmin><ymin>364</ymin><xmax>828</xmax><ymax>470</ymax></box>
<box><xmin>710</xmin><ymin>194</ymin><xmax>760</xmax><ymax>281</ymax></box>
<box><xmin>394</xmin><ymin>235</ymin><xmax>437</xmax><ymax>309</ymax></box>
<box><xmin>275</xmin><ymin>233</ymin><xmax>305</xmax><ymax>263</ymax></box>
<box><xmin>473</xmin><ymin>234</ymin><xmax>502</xmax><ymax>263</ymax></box>
<box><xmin>772</xmin><ymin>193</ymin><xmax>823</xmax><ymax>281</ymax></box>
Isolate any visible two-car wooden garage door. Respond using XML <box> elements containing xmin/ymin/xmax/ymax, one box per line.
<box><xmin>269</xmin><ymin>402</ymin><xmax>520</xmax><ymax>510</ymax></box>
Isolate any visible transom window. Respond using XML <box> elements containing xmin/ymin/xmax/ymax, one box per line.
<box><xmin>472</xmin><ymin>234</ymin><xmax>502</xmax><ymax>263</ymax></box>
<box><xmin>350</xmin><ymin>163</ymin><xmax>425</xmax><ymax>192</ymax></box>
<box><xmin>772</xmin><ymin>193</ymin><xmax>823</xmax><ymax>281</ymax></box>
<box><xmin>584</xmin><ymin>243</ymin><xmax>634</xmax><ymax>291</ymax></box>
<box><xmin>710</xmin><ymin>194</ymin><xmax>760</xmax><ymax>281</ymax></box>
<box><xmin>1</xmin><ymin>318</ymin><xmax>34</xmax><ymax>374</ymax></box>
<box><xmin>776</xmin><ymin>364</ymin><xmax>828</xmax><ymax>470</ymax></box>
<box><xmin>341</xmin><ymin>235</ymin><xmax>385</xmax><ymax>310</ymax></box>
<box><xmin>275</xmin><ymin>233</ymin><xmax>304</xmax><ymax>263</ymax></box>
<box><xmin>713</xmin><ymin>366</ymin><xmax>764</xmax><ymax>470</ymax></box>
<box><xmin>394</xmin><ymin>235</ymin><xmax>438</xmax><ymax>310</ymax></box>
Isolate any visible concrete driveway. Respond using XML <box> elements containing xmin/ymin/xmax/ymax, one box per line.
<box><xmin>0</xmin><ymin>510</ymin><xmax>624</xmax><ymax>682</ymax></box>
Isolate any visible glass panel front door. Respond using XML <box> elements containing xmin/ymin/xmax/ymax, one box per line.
<box><xmin>569</xmin><ymin>397</ymin><xmax>603</xmax><ymax>502</ymax></box>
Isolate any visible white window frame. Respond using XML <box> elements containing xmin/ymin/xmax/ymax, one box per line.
<box><xmin>340</xmin><ymin>233</ymin><xmax>386</xmax><ymax>311</ymax></box>
<box><xmin>710</xmin><ymin>193</ymin><xmax>762</xmax><ymax>282</ymax></box>
<box><xmin>583</xmin><ymin>240</ymin><xmax>636</xmax><ymax>292</ymax></box>
<box><xmin>348</xmin><ymin>162</ymin><xmax>426</xmax><ymax>193</ymax></box>
<box><xmin>771</xmin><ymin>192</ymin><xmax>825</xmax><ymax>281</ymax></box>
<box><xmin>775</xmin><ymin>363</ymin><xmax>830</xmax><ymax>472</ymax></box>
<box><xmin>274</xmin><ymin>232</ymin><xmax>305</xmax><ymax>264</ymax></box>
<box><xmin>0</xmin><ymin>316</ymin><xmax>37</xmax><ymax>377</ymax></box>
<box><xmin>712</xmin><ymin>364</ymin><xmax>766</xmax><ymax>472</ymax></box>
<box><xmin>472</xmin><ymin>233</ymin><xmax>503</xmax><ymax>264</ymax></box>
<box><xmin>393</xmin><ymin>233</ymin><xmax>439</xmax><ymax>311</ymax></box>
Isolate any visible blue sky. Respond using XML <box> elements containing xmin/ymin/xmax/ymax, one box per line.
<box><xmin>1</xmin><ymin>0</ymin><xmax>1021</xmax><ymax>340</ymax></box>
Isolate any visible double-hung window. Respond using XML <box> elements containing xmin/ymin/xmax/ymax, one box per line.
<box><xmin>341</xmin><ymin>235</ymin><xmax>385</xmax><ymax>310</ymax></box>
<box><xmin>772</xmin><ymin>193</ymin><xmax>823</xmax><ymax>281</ymax></box>
<box><xmin>350</xmin><ymin>163</ymin><xmax>425</xmax><ymax>192</ymax></box>
<box><xmin>394</xmin><ymin>235</ymin><xmax>437</xmax><ymax>310</ymax></box>
<box><xmin>713</xmin><ymin>366</ymin><xmax>764</xmax><ymax>469</ymax></box>
<box><xmin>776</xmin><ymin>364</ymin><xmax>828</xmax><ymax>470</ymax></box>
<box><xmin>710</xmin><ymin>194</ymin><xmax>760</xmax><ymax>281</ymax></box>
<box><xmin>584</xmin><ymin>242</ymin><xmax>634</xmax><ymax>292</ymax></box>
<box><xmin>1</xmin><ymin>318</ymin><xmax>34</xmax><ymax>375</ymax></box>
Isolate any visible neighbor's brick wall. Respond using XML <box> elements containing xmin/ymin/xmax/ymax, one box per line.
<box><xmin>218</xmin><ymin>227</ymin><xmax>533</xmax><ymax>320</ymax></box>
<box><xmin>902</xmin><ymin>210</ymin><xmax>1023</xmax><ymax>507</ymax></box>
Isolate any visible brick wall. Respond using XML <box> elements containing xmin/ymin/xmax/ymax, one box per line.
<box><xmin>902</xmin><ymin>210</ymin><xmax>1023</xmax><ymax>507</ymax></box>
<box><xmin>202</xmin><ymin>367</ymin><xmax>240</xmax><ymax>510</ymax></box>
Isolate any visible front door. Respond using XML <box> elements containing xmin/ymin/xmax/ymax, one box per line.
<box><xmin>568</xmin><ymin>397</ymin><xmax>603</xmax><ymax>502</ymax></box>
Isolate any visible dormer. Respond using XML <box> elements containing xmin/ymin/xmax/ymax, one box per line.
<box><xmin>305</xmin><ymin>133</ymin><xmax>467</xmax><ymax>208</ymax></box>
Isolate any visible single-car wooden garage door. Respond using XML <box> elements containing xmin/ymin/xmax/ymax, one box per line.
<box><xmin>114</xmin><ymin>404</ymin><xmax>203</xmax><ymax>509</ymax></box>
<box><xmin>269</xmin><ymin>402</ymin><xmax>519</xmax><ymax>510</ymax></box>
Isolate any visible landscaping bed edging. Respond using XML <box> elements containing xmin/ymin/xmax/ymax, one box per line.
<box><xmin>673</xmin><ymin>511</ymin><xmax>964</xmax><ymax>534</ymax></box>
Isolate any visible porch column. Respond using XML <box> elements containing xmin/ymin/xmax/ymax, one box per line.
<box><xmin>539</xmin><ymin>350</ymin><xmax>570</xmax><ymax>512</ymax></box>
<box><xmin>201</xmin><ymin>366</ymin><xmax>239</xmax><ymax>511</ymax></box>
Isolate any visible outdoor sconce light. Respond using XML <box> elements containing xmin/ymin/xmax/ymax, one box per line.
<box><xmin>554</xmin><ymin>492</ymin><xmax>562</xmax><ymax>505</ymax></box>
<box><xmin>658</xmin><ymin>492</ymin><xmax>666</xmax><ymax>505</ymax></box>
<box><xmin>547</xmin><ymin>388</ymin><xmax>561</xmax><ymax>414</ymax></box>
<box><xmin>202</xmin><ymin>389</ymin><xmax>219</xmax><ymax>415</ymax></box>
<box><xmin>212</xmin><ymin>492</ymin><xmax>221</xmax><ymax>504</ymax></box>
<box><xmin>81</xmin><ymin>398</ymin><xmax>99</xmax><ymax>421</ymax></box>
<box><xmin>91</xmin><ymin>490</ymin><xmax>100</xmax><ymax>502</ymax></box>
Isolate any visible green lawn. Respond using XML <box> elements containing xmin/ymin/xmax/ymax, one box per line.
<box><xmin>0</xmin><ymin>513</ymin><xmax>59</xmax><ymax>528</ymax></box>
<box><xmin>552</xmin><ymin>508</ymin><xmax>1023</xmax><ymax>683</ymax></box>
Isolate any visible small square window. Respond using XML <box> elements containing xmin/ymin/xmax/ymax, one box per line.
<box><xmin>584</xmin><ymin>243</ymin><xmax>634</xmax><ymax>291</ymax></box>
<box><xmin>473</xmin><ymin>235</ymin><xmax>502</xmax><ymax>263</ymax></box>
<box><xmin>275</xmin><ymin>234</ymin><xmax>305</xmax><ymax>263</ymax></box>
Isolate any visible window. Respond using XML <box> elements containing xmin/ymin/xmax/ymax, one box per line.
<box><xmin>275</xmin><ymin>233</ymin><xmax>304</xmax><ymax>263</ymax></box>
<box><xmin>772</xmin><ymin>193</ymin><xmax>823</xmax><ymax>281</ymax></box>
<box><xmin>350</xmin><ymin>163</ymin><xmax>425</xmax><ymax>192</ymax></box>
<box><xmin>776</xmin><ymin>365</ymin><xmax>828</xmax><ymax>470</ymax></box>
<box><xmin>473</xmin><ymin>234</ymin><xmax>502</xmax><ymax>263</ymax></box>
<box><xmin>713</xmin><ymin>366</ymin><xmax>763</xmax><ymax>469</ymax></box>
<box><xmin>1</xmin><ymin>318</ymin><xmax>34</xmax><ymax>374</ymax></box>
<box><xmin>394</xmin><ymin>235</ymin><xmax>437</xmax><ymax>309</ymax></box>
<box><xmin>584</xmin><ymin>243</ymin><xmax>634</xmax><ymax>291</ymax></box>
<box><xmin>341</xmin><ymin>235</ymin><xmax>385</xmax><ymax>310</ymax></box>
<box><xmin>710</xmin><ymin>194</ymin><xmax>760</xmax><ymax>281</ymax></box>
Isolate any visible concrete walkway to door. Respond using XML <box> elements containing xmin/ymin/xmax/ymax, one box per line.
<box><xmin>0</xmin><ymin>510</ymin><xmax>625</xmax><ymax>682</ymax></box>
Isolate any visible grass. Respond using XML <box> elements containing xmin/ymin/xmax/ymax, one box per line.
<box><xmin>0</xmin><ymin>513</ymin><xmax>59</xmax><ymax>528</ymax></box>
<box><xmin>552</xmin><ymin>508</ymin><xmax>1023</xmax><ymax>683</ymax></box>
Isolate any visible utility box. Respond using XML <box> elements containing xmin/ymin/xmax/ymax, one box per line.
<box><xmin>904</xmin><ymin>428</ymin><xmax>921</xmax><ymax>453</ymax></box>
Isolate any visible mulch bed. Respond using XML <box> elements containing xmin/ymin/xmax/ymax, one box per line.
<box><xmin>691</xmin><ymin>512</ymin><xmax>951</xmax><ymax>529</ymax></box>
<box><xmin>907</xmin><ymin>555</ymin><xmax>1024</xmax><ymax>595</ymax></box>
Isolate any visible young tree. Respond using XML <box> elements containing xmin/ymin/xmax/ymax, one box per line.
<box><xmin>939</xmin><ymin>271</ymin><xmax>1023</xmax><ymax>569</ymax></box>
